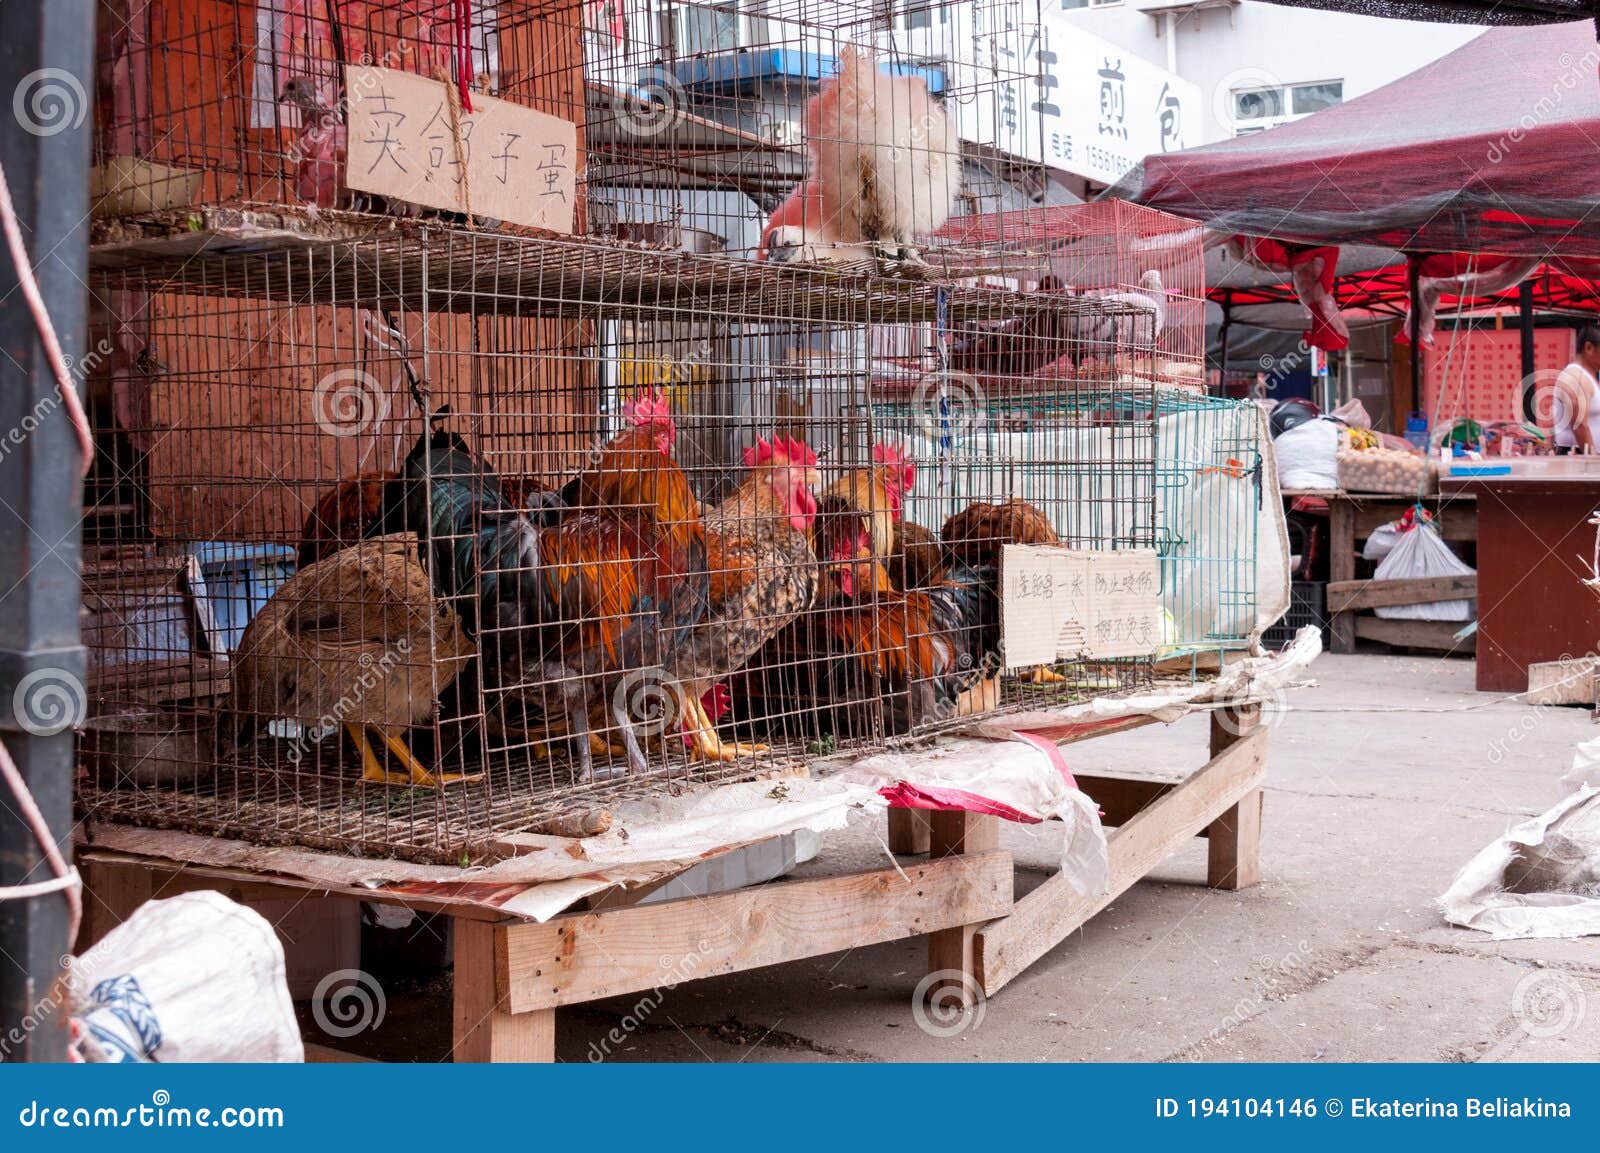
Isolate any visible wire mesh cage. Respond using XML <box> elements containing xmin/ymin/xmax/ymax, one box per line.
<box><xmin>77</xmin><ymin>0</ymin><xmax>1260</xmax><ymax>863</ymax></box>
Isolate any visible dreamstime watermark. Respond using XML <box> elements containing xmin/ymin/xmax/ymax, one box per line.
<box><xmin>1210</xmin><ymin>684</ymin><xmax>1290</xmax><ymax>739</ymax></box>
<box><xmin>312</xmin><ymin>368</ymin><xmax>390</xmax><ymax>438</ymax></box>
<box><xmin>1515</xmin><ymin>367</ymin><xmax>1585</xmax><ymax>432</ymax></box>
<box><xmin>612</xmin><ymin>666</ymin><xmax>681</xmax><ymax>741</ymax></box>
<box><xmin>11</xmin><ymin>668</ymin><xmax>87</xmax><ymax>737</ymax></box>
<box><xmin>586</xmin><ymin>939</ymin><xmax>715</xmax><ymax>1061</ymax></box>
<box><xmin>0</xmin><ymin>954</ymin><xmax>78</xmax><ymax>1061</ymax></box>
<box><xmin>1511</xmin><ymin>969</ymin><xmax>1587</xmax><ymax>1038</ymax></box>
<box><xmin>911</xmin><ymin>369</ymin><xmax>987</xmax><ymax>446</ymax></box>
<box><xmin>1485</xmin><ymin>49</ymin><xmax>1600</xmax><ymax>163</ymax></box>
<box><xmin>1211</xmin><ymin>66</ymin><xmax>1285</xmax><ymax>138</ymax></box>
<box><xmin>0</xmin><ymin>336</ymin><xmax>115</xmax><ymax>467</ymax></box>
<box><xmin>310</xmin><ymin>968</ymin><xmax>386</xmax><ymax>1038</ymax></box>
<box><xmin>1255</xmin><ymin>339</ymin><xmax>1313</xmax><ymax>395</ymax></box>
<box><xmin>912</xmin><ymin>969</ymin><xmax>986</xmax><ymax>1038</ymax></box>
<box><xmin>616</xmin><ymin>66</ymin><xmax>687</xmax><ymax>139</ymax></box>
<box><xmin>12</xmin><ymin>68</ymin><xmax>88</xmax><ymax>137</ymax></box>
<box><xmin>284</xmin><ymin>639</ymin><xmax>412</xmax><ymax>765</ymax></box>
<box><xmin>1207</xmin><ymin>939</ymin><xmax>1316</xmax><ymax>1043</ymax></box>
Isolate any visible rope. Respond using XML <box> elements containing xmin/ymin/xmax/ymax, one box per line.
<box><xmin>0</xmin><ymin>157</ymin><xmax>94</xmax><ymax>475</ymax></box>
<box><xmin>0</xmin><ymin>737</ymin><xmax>82</xmax><ymax>949</ymax></box>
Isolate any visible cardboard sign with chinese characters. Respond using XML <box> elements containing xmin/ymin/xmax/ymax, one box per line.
<box><xmin>1000</xmin><ymin>546</ymin><xmax>1162</xmax><ymax>669</ymax></box>
<box><xmin>344</xmin><ymin>66</ymin><xmax>576</xmax><ymax>234</ymax></box>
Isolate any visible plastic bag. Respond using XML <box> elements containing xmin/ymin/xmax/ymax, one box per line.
<box><xmin>1329</xmin><ymin>397</ymin><xmax>1372</xmax><ymax>430</ymax></box>
<box><xmin>1372</xmin><ymin>522</ymin><xmax>1475</xmax><ymax>622</ymax></box>
<box><xmin>72</xmin><ymin>891</ymin><xmax>303</xmax><ymax>1062</ymax></box>
<box><xmin>1363</xmin><ymin>521</ymin><xmax>1404</xmax><ymax>562</ymax></box>
<box><xmin>1274</xmin><ymin>418</ymin><xmax>1340</xmax><ymax>491</ymax></box>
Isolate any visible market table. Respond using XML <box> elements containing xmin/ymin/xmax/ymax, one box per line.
<box><xmin>1441</xmin><ymin>461</ymin><xmax>1600</xmax><ymax>693</ymax></box>
<box><xmin>1286</xmin><ymin>489</ymin><xmax>1478</xmax><ymax>654</ymax></box>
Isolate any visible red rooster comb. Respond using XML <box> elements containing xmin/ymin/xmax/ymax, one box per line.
<box><xmin>622</xmin><ymin>388</ymin><xmax>673</xmax><ymax>427</ymax></box>
<box><xmin>872</xmin><ymin>441</ymin><xmax>916</xmax><ymax>492</ymax></box>
<box><xmin>742</xmin><ymin>434</ymin><xmax>819</xmax><ymax>470</ymax></box>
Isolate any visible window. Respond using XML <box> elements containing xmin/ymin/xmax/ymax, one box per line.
<box><xmin>899</xmin><ymin>3</ymin><xmax>948</xmax><ymax>29</ymax></box>
<box><xmin>1061</xmin><ymin>0</ymin><xmax>1124</xmax><ymax>9</ymax></box>
<box><xmin>676</xmin><ymin>2</ymin><xmax>739</xmax><ymax>55</ymax></box>
<box><xmin>1291</xmin><ymin>81</ymin><xmax>1343</xmax><ymax>115</ymax></box>
<box><xmin>1229</xmin><ymin>80</ymin><xmax>1343</xmax><ymax>135</ymax></box>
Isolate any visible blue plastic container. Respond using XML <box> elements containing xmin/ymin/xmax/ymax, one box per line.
<box><xmin>1404</xmin><ymin>411</ymin><xmax>1429</xmax><ymax>450</ymax></box>
<box><xmin>187</xmin><ymin>542</ymin><xmax>298</xmax><ymax>655</ymax></box>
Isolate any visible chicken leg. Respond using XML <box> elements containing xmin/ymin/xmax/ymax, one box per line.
<box><xmin>349</xmin><ymin>723</ymin><xmax>478</xmax><ymax>787</ymax></box>
<box><xmin>677</xmin><ymin>684</ymin><xmax>767</xmax><ymax>762</ymax></box>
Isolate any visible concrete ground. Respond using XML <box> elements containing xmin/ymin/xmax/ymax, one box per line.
<box><xmin>336</xmin><ymin>651</ymin><xmax>1600</xmax><ymax>1062</ymax></box>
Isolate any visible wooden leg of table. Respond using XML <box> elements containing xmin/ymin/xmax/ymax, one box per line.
<box><xmin>79</xmin><ymin>858</ymin><xmax>155</xmax><ymax>950</ymax></box>
<box><xmin>887</xmin><ymin>808</ymin><xmax>931</xmax><ymax>855</ymax></box>
<box><xmin>451</xmin><ymin>919</ymin><xmax>554</xmax><ymax>1063</ymax></box>
<box><xmin>1328</xmin><ymin>498</ymin><xmax>1356</xmax><ymax>654</ymax></box>
<box><xmin>1206</xmin><ymin>706</ymin><xmax>1264</xmax><ymax>891</ymax></box>
<box><xmin>1207</xmin><ymin>787</ymin><xmax>1263</xmax><ymax>891</ymax></box>
<box><xmin>925</xmin><ymin>810</ymin><xmax>1001</xmax><ymax>1007</ymax></box>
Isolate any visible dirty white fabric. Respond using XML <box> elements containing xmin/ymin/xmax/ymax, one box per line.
<box><xmin>1440</xmin><ymin>786</ymin><xmax>1600</xmax><ymax>940</ymax></box>
<box><xmin>840</xmin><ymin>736</ymin><xmax>1110</xmax><ymax>897</ymax></box>
<box><xmin>73</xmin><ymin>891</ymin><xmax>302</xmax><ymax>1062</ymax></box>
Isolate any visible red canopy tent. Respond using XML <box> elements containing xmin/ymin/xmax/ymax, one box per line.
<box><xmin>1116</xmin><ymin>22</ymin><xmax>1600</xmax><ymax>257</ymax></box>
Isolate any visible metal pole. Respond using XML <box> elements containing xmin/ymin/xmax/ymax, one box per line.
<box><xmin>1216</xmin><ymin>295</ymin><xmax>1232</xmax><ymax>396</ymax></box>
<box><xmin>0</xmin><ymin>0</ymin><xmax>94</xmax><ymax>1062</ymax></box>
<box><xmin>1519</xmin><ymin>278</ymin><xmax>1537</xmax><ymax>385</ymax></box>
<box><xmin>1407</xmin><ymin>257</ymin><xmax>1423</xmax><ymax>418</ymax></box>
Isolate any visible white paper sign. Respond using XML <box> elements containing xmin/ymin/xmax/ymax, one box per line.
<box><xmin>957</xmin><ymin>16</ymin><xmax>1200</xmax><ymax>186</ymax></box>
<box><xmin>1001</xmin><ymin>546</ymin><xmax>1162</xmax><ymax>668</ymax></box>
<box><xmin>345</xmin><ymin>66</ymin><xmax>577</xmax><ymax>234</ymax></box>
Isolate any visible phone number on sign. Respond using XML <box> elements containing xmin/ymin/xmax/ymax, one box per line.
<box><xmin>1156</xmin><ymin>1098</ymin><xmax>1325</xmax><ymax>1119</ymax></box>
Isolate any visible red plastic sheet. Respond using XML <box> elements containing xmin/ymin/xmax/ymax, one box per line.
<box><xmin>1118</xmin><ymin>23</ymin><xmax>1600</xmax><ymax>257</ymax></box>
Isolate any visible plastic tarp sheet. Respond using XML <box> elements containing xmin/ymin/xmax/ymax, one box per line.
<box><xmin>1115</xmin><ymin>24</ymin><xmax>1600</xmax><ymax>257</ymax></box>
<box><xmin>84</xmin><ymin>629</ymin><xmax>1322</xmax><ymax>924</ymax></box>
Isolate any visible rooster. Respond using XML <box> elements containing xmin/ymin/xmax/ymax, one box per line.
<box><xmin>740</xmin><ymin>540</ymin><xmax>1001</xmax><ymax>738</ymax></box>
<box><xmin>404</xmin><ymin>395</ymin><xmax>706</xmax><ymax>781</ymax></box>
<box><xmin>812</xmin><ymin>442</ymin><xmax>916</xmax><ymax>598</ymax></box>
<box><xmin>941</xmin><ymin>497</ymin><xmax>1066</xmax><ymax>684</ymax></box>
<box><xmin>760</xmin><ymin>47</ymin><xmax>960</xmax><ymax>268</ymax></box>
<box><xmin>667</xmin><ymin>434</ymin><xmax>822</xmax><ymax>761</ymax></box>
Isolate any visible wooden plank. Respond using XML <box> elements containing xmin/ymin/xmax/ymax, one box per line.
<box><xmin>1350</xmin><ymin>500</ymin><xmax>1477</xmax><ymax>542</ymax></box>
<box><xmin>1355</xmin><ymin>615</ymin><xmax>1475</xmax><ymax>653</ymax></box>
<box><xmin>1326</xmin><ymin>574</ymin><xmax>1476</xmax><ymax>612</ymax></box>
<box><xmin>453</xmin><ymin>919</ymin><xmax>555</xmax><ymax>1063</ymax></box>
<box><xmin>80</xmin><ymin>856</ymin><xmax>155</xmax><ymax>949</ymax></box>
<box><xmin>1208</xmin><ymin>788</ymin><xmax>1264</xmax><ymax>890</ymax></box>
<box><xmin>499</xmin><ymin>850</ymin><xmax>1013</xmax><ymax>1013</ymax></box>
<box><xmin>973</xmin><ymin>727</ymin><xmax>1266</xmax><ymax>997</ymax></box>
<box><xmin>1074</xmin><ymin>775</ymin><xmax>1173</xmax><ymax>828</ymax></box>
<box><xmin>887</xmin><ymin>808</ymin><xmax>932</xmax><ymax>855</ymax></box>
<box><xmin>925</xmin><ymin>812</ymin><xmax>1003</xmax><ymax>1009</ymax></box>
<box><xmin>74</xmin><ymin>849</ymin><xmax>510</xmax><ymax>923</ymax></box>
<box><xmin>1526</xmin><ymin>658</ymin><xmax>1599</xmax><ymax>706</ymax></box>
<box><xmin>1328</xmin><ymin>497</ymin><xmax>1358</xmax><ymax>654</ymax></box>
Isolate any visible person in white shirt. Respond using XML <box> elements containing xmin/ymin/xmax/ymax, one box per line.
<box><xmin>1552</xmin><ymin>324</ymin><xmax>1600</xmax><ymax>453</ymax></box>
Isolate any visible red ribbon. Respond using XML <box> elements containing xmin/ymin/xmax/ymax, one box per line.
<box><xmin>455</xmin><ymin>0</ymin><xmax>474</xmax><ymax>113</ymax></box>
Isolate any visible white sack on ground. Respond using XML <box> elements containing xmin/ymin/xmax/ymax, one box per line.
<box><xmin>1373</xmin><ymin>522</ymin><xmax>1475</xmax><ymax>621</ymax></box>
<box><xmin>72</xmin><ymin>891</ymin><xmax>303</xmax><ymax>1062</ymax></box>
<box><xmin>1440</xmin><ymin>786</ymin><xmax>1600</xmax><ymax>940</ymax></box>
